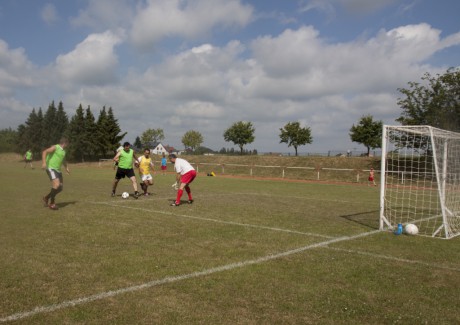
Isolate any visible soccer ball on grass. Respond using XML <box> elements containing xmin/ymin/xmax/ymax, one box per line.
<box><xmin>404</xmin><ymin>223</ymin><xmax>419</xmax><ymax>235</ymax></box>
<box><xmin>121</xmin><ymin>192</ymin><xmax>130</xmax><ymax>199</ymax></box>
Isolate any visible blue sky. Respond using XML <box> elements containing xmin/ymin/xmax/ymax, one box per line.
<box><xmin>0</xmin><ymin>0</ymin><xmax>459</xmax><ymax>154</ymax></box>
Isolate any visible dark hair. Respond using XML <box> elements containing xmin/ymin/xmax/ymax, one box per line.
<box><xmin>169</xmin><ymin>154</ymin><xmax>177</xmax><ymax>159</ymax></box>
<box><xmin>123</xmin><ymin>142</ymin><xmax>130</xmax><ymax>147</ymax></box>
<box><xmin>144</xmin><ymin>148</ymin><xmax>150</xmax><ymax>153</ymax></box>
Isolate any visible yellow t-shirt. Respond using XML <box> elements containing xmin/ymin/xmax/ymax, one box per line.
<box><xmin>138</xmin><ymin>156</ymin><xmax>153</xmax><ymax>175</ymax></box>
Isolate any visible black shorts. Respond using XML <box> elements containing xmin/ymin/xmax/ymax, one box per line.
<box><xmin>115</xmin><ymin>167</ymin><xmax>135</xmax><ymax>180</ymax></box>
<box><xmin>46</xmin><ymin>168</ymin><xmax>63</xmax><ymax>182</ymax></box>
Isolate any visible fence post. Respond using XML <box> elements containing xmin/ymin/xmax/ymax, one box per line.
<box><xmin>282</xmin><ymin>168</ymin><xmax>285</xmax><ymax>178</ymax></box>
<box><xmin>222</xmin><ymin>164</ymin><xmax>225</xmax><ymax>174</ymax></box>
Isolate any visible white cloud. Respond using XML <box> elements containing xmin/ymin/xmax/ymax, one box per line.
<box><xmin>0</xmin><ymin>40</ymin><xmax>39</xmax><ymax>96</ymax></box>
<box><xmin>70</xmin><ymin>0</ymin><xmax>134</xmax><ymax>30</ymax></box>
<box><xmin>130</xmin><ymin>0</ymin><xmax>253</xmax><ymax>49</ymax></box>
<box><xmin>54</xmin><ymin>30</ymin><xmax>124</xmax><ymax>86</ymax></box>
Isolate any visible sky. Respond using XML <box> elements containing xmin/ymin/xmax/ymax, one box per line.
<box><xmin>0</xmin><ymin>0</ymin><xmax>459</xmax><ymax>154</ymax></box>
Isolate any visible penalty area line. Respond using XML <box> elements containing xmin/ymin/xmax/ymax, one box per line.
<box><xmin>325</xmin><ymin>247</ymin><xmax>460</xmax><ymax>272</ymax></box>
<box><xmin>0</xmin><ymin>230</ymin><xmax>379</xmax><ymax>323</ymax></box>
<box><xmin>89</xmin><ymin>201</ymin><xmax>335</xmax><ymax>239</ymax></box>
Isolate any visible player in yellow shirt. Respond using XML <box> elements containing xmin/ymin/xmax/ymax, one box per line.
<box><xmin>137</xmin><ymin>148</ymin><xmax>155</xmax><ymax>196</ymax></box>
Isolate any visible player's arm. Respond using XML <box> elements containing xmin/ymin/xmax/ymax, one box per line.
<box><xmin>137</xmin><ymin>157</ymin><xmax>144</xmax><ymax>173</ymax></box>
<box><xmin>63</xmin><ymin>160</ymin><xmax>70</xmax><ymax>174</ymax></box>
<box><xmin>113</xmin><ymin>151</ymin><xmax>121</xmax><ymax>163</ymax></box>
<box><xmin>133</xmin><ymin>153</ymin><xmax>139</xmax><ymax>168</ymax></box>
<box><xmin>41</xmin><ymin>145</ymin><xmax>56</xmax><ymax>169</ymax></box>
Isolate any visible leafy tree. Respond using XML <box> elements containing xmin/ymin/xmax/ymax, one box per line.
<box><xmin>182</xmin><ymin>130</ymin><xmax>203</xmax><ymax>152</ymax></box>
<box><xmin>0</xmin><ymin>128</ymin><xmax>17</xmax><ymax>153</ymax></box>
<box><xmin>279</xmin><ymin>121</ymin><xmax>313</xmax><ymax>156</ymax></box>
<box><xmin>349</xmin><ymin>115</ymin><xmax>383</xmax><ymax>156</ymax></box>
<box><xmin>397</xmin><ymin>68</ymin><xmax>460</xmax><ymax>132</ymax></box>
<box><xmin>223</xmin><ymin>121</ymin><xmax>255</xmax><ymax>154</ymax></box>
<box><xmin>140</xmin><ymin>128</ymin><xmax>164</xmax><ymax>147</ymax></box>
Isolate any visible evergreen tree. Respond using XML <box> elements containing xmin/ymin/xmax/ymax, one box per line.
<box><xmin>18</xmin><ymin>108</ymin><xmax>45</xmax><ymax>156</ymax></box>
<box><xmin>134</xmin><ymin>136</ymin><xmax>142</xmax><ymax>150</ymax></box>
<box><xmin>55</xmin><ymin>101</ymin><xmax>69</xmax><ymax>142</ymax></box>
<box><xmin>83</xmin><ymin>106</ymin><xmax>98</xmax><ymax>158</ymax></box>
<box><xmin>96</xmin><ymin>106</ymin><xmax>110</xmax><ymax>157</ymax></box>
<box><xmin>106</xmin><ymin>107</ymin><xmax>127</xmax><ymax>152</ymax></box>
<box><xmin>43</xmin><ymin>101</ymin><xmax>57</xmax><ymax>146</ymax></box>
<box><xmin>66</xmin><ymin>105</ymin><xmax>86</xmax><ymax>161</ymax></box>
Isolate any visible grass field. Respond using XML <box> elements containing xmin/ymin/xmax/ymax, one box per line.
<box><xmin>0</xmin><ymin>158</ymin><xmax>459</xmax><ymax>324</ymax></box>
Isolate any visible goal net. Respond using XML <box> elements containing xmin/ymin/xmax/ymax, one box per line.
<box><xmin>380</xmin><ymin>125</ymin><xmax>460</xmax><ymax>239</ymax></box>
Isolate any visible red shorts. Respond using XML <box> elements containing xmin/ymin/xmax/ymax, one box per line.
<box><xmin>368</xmin><ymin>176</ymin><xmax>374</xmax><ymax>181</ymax></box>
<box><xmin>181</xmin><ymin>170</ymin><xmax>197</xmax><ymax>184</ymax></box>
<box><xmin>161</xmin><ymin>165</ymin><xmax>167</xmax><ymax>171</ymax></box>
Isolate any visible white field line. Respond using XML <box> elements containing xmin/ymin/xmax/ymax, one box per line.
<box><xmin>198</xmin><ymin>191</ymin><xmax>377</xmax><ymax>205</ymax></box>
<box><xmin>88</xmin><ymin>201</ymin><xmax>335</xmax><ymax>239</ymax></box>
<box><xmin>325</xmin><ymin>247</ymin><xmax>460</xmax><ymax>272</ymax></box>
<box><xmin>0</xmin><ymin>230</ymin><xmax>379</xmax><ymax>323</ymax></box>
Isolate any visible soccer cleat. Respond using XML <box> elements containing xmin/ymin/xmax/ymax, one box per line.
<box><xmin>48</xmin><ymin>204</ymin><xmax>58</xmax><ymax>210</ymax></box>
<box><xmin>133</xmin><ymin>192</ymin><xmax>140</xmax><ymax>199</ymax></box>
<box><xmin>187</xmin><ymin>200</ymin><xmax>194</xmax><ymax>204</ymax></box>
<box><xmin>42</xmin><ymin>196</ymin><xmax>49</xmax><ymax>207</ymax></box>
<box><xmin>111</xmin><ymin>191</ymin><xmax>116</xmax><ymax>197</ymax></box>
<box><xmin>170</xmin><ymin>202</ymin><xmax>180</xmax><ymax>206</ymax></box>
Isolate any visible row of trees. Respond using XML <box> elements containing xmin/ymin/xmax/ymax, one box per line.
<box><xmin>1</xmin><ymin>68</ymin><xmax>458</xmax><ymax>157</ymax></box>
<box><xmin>14</xmin><ymin>101</ymin><xmax>126</xmax><ymax>161</ymax></box>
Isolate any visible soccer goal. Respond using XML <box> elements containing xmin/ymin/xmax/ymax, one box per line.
<box><xmin>380</xmin><ymin>125</ymin><xmax>460</xmax><ymax>239</ymax></box>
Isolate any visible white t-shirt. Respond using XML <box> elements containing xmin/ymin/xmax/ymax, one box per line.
<box><xmin>174</xmin><ymin>158</ymin><xmax>195</xmax><ymax>175</ymax></box>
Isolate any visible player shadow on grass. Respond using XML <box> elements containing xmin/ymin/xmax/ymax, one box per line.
<box><xmin>55</xmin><ymin>201</ymin><xmax>77</xmax><ymax>208</ymax></box>
<box><xmin>339</xmin><ymin>210</ymin><xmax>379</xmax><ymax>230</ymax></box>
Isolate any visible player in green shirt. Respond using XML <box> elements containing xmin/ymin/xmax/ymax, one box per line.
<box><xmin>23</xmin><ymin>149</ymin><xmax>34</xmax><ymax>169</ymax></box>
<box><xmin>111</xmin><ymin>142</ymin><xmax>140</xmax><ymax>198</ymax></box>
<box><xmin>41</xmin><ymin>138</ymin><xmax>70</xmax><ymax>210</ymax></box>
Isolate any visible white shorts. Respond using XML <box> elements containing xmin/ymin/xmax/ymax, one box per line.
<box><xmin>141</xmin><ymin>174</ymin><xmax>153</xmax><ymax>182</ymax></box>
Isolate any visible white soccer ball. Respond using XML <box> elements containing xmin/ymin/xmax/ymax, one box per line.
<box><xmin>121</xmin><ymin>192</ymin><xmax>130</xmax><ymax>199</ymax></box>
<box><xmin>405</xmin><ymin>223</ymin><xmax>419</xmax><ymax>235</ymax></box>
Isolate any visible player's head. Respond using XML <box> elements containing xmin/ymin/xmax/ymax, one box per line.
<box><xmin>144</xmin><ymin>148</ymin><xmax>150</xmax><ymax>157</ymax></box>
<box><xmin>60</xmin><ymin>137</ymin><xmax>69</xmax><ymax>148</ymax></box>
<box><xmin>123</xmin><ymin>142</ymin><xmax>130</xmax><ymax>151</ymax></box>
<box><xmin>169</xmin><ymin>153</ymin><xmax>177</xmax><ymax>162</ymax></box>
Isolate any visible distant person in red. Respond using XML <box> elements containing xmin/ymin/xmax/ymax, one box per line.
<box><xmin>368</xmin><ymin>168</ymin><xmax>377</xmax><ymax>186</ymax></box>
<box><xmin>169</xmin><ymin>154</ymin><xmax>196</xmax><ymax>206</ymax></box>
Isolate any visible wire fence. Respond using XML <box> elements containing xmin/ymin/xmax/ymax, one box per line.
<box><xmin>99</xmin><ymin>159</ymin><xmax>378</xmax><ymax>183</ymax></box>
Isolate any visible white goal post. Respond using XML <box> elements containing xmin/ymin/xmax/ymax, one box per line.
<box><xmin>380</xmin><ymin>125</ymin><xmax>460</xmax><ymax>239</ymax></box>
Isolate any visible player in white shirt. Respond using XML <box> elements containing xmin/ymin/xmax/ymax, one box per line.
<box><xmin>169</xmin><ymin>154</ymin><xmax>197</xmax><ymax>206</ymax></box>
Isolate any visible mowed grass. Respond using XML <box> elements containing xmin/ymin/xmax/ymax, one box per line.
<box><xmin>0</xmin><ymin>159</ymin><xmax>459</xmax><ymax>324</ymax></box>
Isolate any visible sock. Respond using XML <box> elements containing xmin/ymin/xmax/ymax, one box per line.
<box><xmin>185</xmin><ymin>186</ymin><xmax>192</xmax><ymax>201</ymax></box>
<box><xmin>49</xmin><ymin>188</ymin><xmax>58</xmax><ymax>204</ymax></box>
<box><xmin>176</xmin><ymin>189</ymin><xmax>183</xmax><ymax>204</ymax></box>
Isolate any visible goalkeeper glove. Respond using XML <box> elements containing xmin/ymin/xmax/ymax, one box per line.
<box><xmin>171</xmin><ymin>182</ymin><xmax>179</xmax><ymax>190</ymax></box>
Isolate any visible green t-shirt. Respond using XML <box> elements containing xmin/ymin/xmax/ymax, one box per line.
<box><xmin>25</xmin><ymin>151</ymin><xmax>32</xmax><ymax>160</ymax></box>
<box><xmin>46</xmin><ymin>144</ymin><xmax>66</xmax><ymax>171</ymax></box>
<box><xmin>118</xmin><ymin>149</ymin><xmax>134</xmax><ymax>169</ymax></box>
